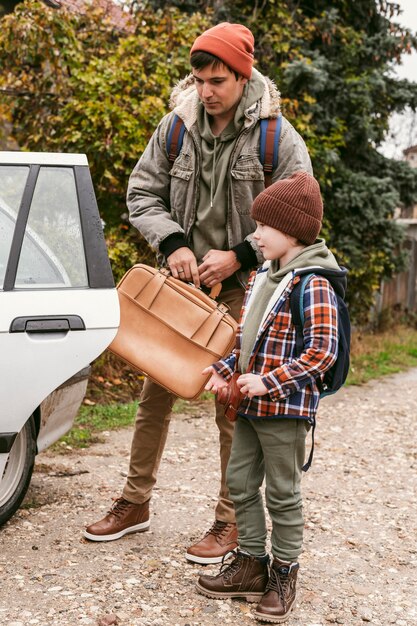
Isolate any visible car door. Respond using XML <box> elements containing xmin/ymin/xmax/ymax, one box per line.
<box><xmin>0</xmin><ymin>152</ymin><xmax>120</xmax><ymax>479</ymax></box>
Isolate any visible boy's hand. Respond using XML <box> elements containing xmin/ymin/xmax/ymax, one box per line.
<box><xmin>202</xmin><ymin>366</ymin><xmax>228</xmax><ymax>394</ymax></box>
<box><xmin>237</xmin><ymin>373</ymin><xmax>268</xmax><ymax>398</ymax></box>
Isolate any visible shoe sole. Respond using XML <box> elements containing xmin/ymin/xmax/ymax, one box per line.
<box><xmin>195</xmin><ymin>581</ymin><xmax>263</xmax><ymax>603</ymax></box>
<box><xmin>83</xmin><ymin>520</ymin><xmax>150</xmax><ymax>542</ymax></box>
<box><xmin>185</xmin><ymin>549</ymin><xmax>236</xmax><ymax>565</ymax></box>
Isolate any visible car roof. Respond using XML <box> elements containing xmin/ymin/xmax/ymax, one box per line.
<box><xmin>0</xmin><ymin>152</ymin><xmax>88</xmax><ymax>166</ymax></box>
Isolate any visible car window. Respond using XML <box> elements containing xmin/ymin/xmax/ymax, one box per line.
<box><xmin>0</xmin><ymin>166</ymin><xmax>29</xmax><ymax>289</ymax></box>
<box><xmin>15</xmin><ymin>167</ymin><xmax>88</xmax><ymax>288</ymax></box>
<box><xmin>0</xmin><ymin>165</ymin><xmax>29</xmax><ymax>212</ymax></box>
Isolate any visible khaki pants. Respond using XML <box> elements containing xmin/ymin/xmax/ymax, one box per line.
<box><xmin>122</xmin><ymin>287</ymin><xmax>245</xmax><ymax>524</ymax></box>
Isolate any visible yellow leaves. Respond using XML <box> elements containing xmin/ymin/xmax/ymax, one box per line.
<box><xmin>103</xmin><ymin>170</ymin><xmax>119</xmax><ymax>185</ymax></box>
<box><xmin>302</xmin><ymin>93</ymin><xmax>317</xmax><ymax>105</ymax></box>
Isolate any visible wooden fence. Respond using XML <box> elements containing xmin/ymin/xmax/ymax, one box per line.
<box><xmin>378</xmin><ymin>220</ymin><xmax>417</xmax><ymax>314</ymax></box>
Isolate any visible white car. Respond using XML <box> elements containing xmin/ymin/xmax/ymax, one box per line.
<box><xmin>0</xmin><ymin>151</ymin><xmax>120</xmax><ymax>525</ymax></box>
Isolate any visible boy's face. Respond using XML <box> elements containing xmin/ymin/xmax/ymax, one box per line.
<box><xmin>192</xmin><ymin>63</ymin><xmax>248</xmax><ymax>123</ymax></box>
<box><xmin>253</xmin><ymin>222</ymin><xmax>299</xmax><ymax>261</ymax></box>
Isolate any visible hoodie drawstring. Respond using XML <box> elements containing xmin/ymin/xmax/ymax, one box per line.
<box><xmin>210</xmin><ymin>136</ymin><xmax>217</xmax><ymax>209</ymax></box>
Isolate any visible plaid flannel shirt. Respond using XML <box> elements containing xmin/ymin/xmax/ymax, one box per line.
<box><xmin>213</xmin><ymin>268</ymin><xmax>339</xmax><ymax>421</ymax></box>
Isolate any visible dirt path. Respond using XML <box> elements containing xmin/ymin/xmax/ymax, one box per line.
<box><xmin>1</xmin><ymin>369</ymin><xmax>416</xmax><ymax>626</ymax></box>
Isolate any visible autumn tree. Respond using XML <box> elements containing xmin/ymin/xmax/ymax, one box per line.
<box><xmin>1</xmin><ymin>0</ymin><xmax>417</xmax><ymax>321</ymax></box>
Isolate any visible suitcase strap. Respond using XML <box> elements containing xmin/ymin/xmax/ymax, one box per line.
<box><xmin>133</xmin><ymin>270</ymin><xmax>232</xmax><ymax>348</ymax></box>
<box><xmin>191</xmin><ymin>307</ymin><xmax>229</xmax><ymax>346</ymax></box>
<box><xmin>134</xmin><ymin>270</ymin><xmax>167</xmax><ymax>308</ymax></box>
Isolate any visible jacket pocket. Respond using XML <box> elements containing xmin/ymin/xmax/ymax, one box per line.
<box><xmin>169</xmin><ymin>166</ymin><xmax>193</xmax><ymax>215</ymax></box>
<box><xmin>231</xmin><ymin>156</ymin><xmax>265</xmax><ymax>215</ymax></box>
<box><xmin>170</xmin><ymin>166</ymin><xmax>193</xmax><ymax>181</ymax></box>
<box><xmin>231</xmin><ymin>155</ymin><xmax>264</xmax><ymax>180</ymax></box>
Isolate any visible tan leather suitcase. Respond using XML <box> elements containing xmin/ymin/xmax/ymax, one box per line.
<box><xmin>108</xmin><ymin>264</ymin><xmax>238</xmax><ymax>399</ymax></box>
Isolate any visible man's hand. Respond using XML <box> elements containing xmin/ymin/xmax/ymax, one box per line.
<box><xmin>237</xmin><ymin>373</ymin><xmax>268</xmax><ymax>398</ymax></box>
<box><xmin>198</xmin><ymin>250</ymin><xmax>241</xmax><ymax>288</ymax></box>
<box><xmin>202</xmin><ymin>366</ymin><xmax>228</xmax><ymax>394</ymax></box>
<box><xmin>167</xmin><ymin>247</ymin><xmax>200</xmax><ymax>287</ymax></box>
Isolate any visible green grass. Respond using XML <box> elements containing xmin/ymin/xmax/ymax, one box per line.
<box><xmin>53</xmin><ymin>328</ymin><xmax>417</xmax><ymax>451</ymax></box>
<box><xmin>52</xmin><ymin>401</ymin><xmax>138</xmax><ymax>451</ymax></box>
<box><xmin>347</xmin><ymin>327</ymin><xmax>417</xmax><ymax>385</ymax></box>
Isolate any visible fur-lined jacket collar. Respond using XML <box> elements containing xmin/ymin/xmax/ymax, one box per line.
<box><xmin>169</xmin><ymin>68</ymin><xmax>281</xmax><ymax>130</ymax></box>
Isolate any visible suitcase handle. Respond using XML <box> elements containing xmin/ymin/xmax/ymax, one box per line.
<box><xmin>160</xmin><ymin>267</ymin><xmax>222</xmax><ymax>300</ymax></box>
<box><xmin>209</xmin><ymin>283</ymin><xmax>222</xmax><ymax>299</ymax></box>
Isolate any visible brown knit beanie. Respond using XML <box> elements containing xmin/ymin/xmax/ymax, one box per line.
<box><xmin>251</xmin><ymin>171</ymin><xmax>323</xmax><ymax>245</ymax></box>
<box><xmin>190</xmin><ymin>23</ymin><xmax>254</xmax><ymax>79</ymax></box>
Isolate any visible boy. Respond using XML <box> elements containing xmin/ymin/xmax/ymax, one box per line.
<box><xmin>197</xmin><ymin>171</ymin><xmax>346</xmax><ymax>622</ymax></box>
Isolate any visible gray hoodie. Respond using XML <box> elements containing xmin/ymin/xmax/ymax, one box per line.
<box><xmin>192</xmin><ymin>71</ymin><xmax>266</xmax><ymax>262</ymax></box>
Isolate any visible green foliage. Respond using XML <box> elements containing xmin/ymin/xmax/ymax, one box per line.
<box><xmin>106</xmin><ymin>224</ymin><xmax>157</xmax><ymax>283</ymax></box>
<box><xmin>0</xmin><ymin>0</ymin><xmax>208</xmax><ymax>225</ymax></box>
<box><xmin>1</xmin><ymin>0</ymin><xmax>417</xmax><ymax>322</ymax></box>
<box><xmin>322</xmin><ymin>167</ymin><xmax>407</xmax><ymax>321</ymax></box>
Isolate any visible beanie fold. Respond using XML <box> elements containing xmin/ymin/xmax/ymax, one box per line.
<box><xmin>251</xmin><ymin>172</ymin><xmax>323</xmax><ymax>245</ymax></box>
<box><xmin>191</xmin><ymin>23</ymin><xmax>254</xmax><ymax>79</ymax></box>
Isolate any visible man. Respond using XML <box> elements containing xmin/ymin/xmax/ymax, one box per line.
<box><xmin>84</xmin><ymin>22</ymin><xmax>312</xmax><ymax>565</ymax></box>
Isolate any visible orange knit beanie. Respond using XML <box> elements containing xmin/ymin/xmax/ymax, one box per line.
<box><xmin>190</xmin><ymin>23</ymin><xmax>254</xmax><ymax>79</ymax></box>
<box><xmin>251</xmin><ymin>171</ymin><xmax>323</xmax><ymax>245</ymax></box>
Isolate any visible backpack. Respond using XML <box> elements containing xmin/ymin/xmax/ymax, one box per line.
<box><xmin>166</xmin><ymin>114</ymin><xmax>283</xmax><ymax>187</ymax></box>
<box><xmin>289</xmin><ymin>268</ymin><xmax>350</xmax><ymax>472</ymax></box>
<box><xmin>289</xmin><ymin>268</ymin><xmax>351</xmax><ymax>398</ymax></box>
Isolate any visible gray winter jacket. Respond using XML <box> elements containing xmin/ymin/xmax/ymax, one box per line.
<box><xmin>127</xmin><ymin>68</ymin><xmax>312</xmax><ymax>284</ymax></box>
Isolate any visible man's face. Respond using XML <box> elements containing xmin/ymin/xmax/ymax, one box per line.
<box><xmin>192</xmin><ymin>63</ymin><xmax>248</xmax><ymax>122</ymax></box>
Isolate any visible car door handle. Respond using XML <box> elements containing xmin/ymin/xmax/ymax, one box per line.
<box><xmin>9</xmin><ymin>315</ymin><xmax>86</xmax><ymax>333</ymax></box>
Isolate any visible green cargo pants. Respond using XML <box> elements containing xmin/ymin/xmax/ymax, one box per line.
<box><xmin>226</xmin><ymin>416</ymin><xmax>309</xmax><ymax>561</ymax></box>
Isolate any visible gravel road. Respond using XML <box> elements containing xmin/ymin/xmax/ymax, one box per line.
<box><xmin>1</xmin><ymin>369</ymin><xmax>416</xmax><ymax>626</ymax></box>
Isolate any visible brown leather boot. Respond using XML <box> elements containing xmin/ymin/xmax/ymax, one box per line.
<box><xmin>185</xmin><ymin>520</ymin><xmax>238</xmax><ymax>564</ymax></box>
<box><xmin>254</xmin><ymin>557</ymin><xmax>299</xmax><ymax>623</ymax></box>
<box><xmin>83</xmin><ymin>498</ymin><xmax>150</xmax><ymax>542</ymax></box>
<box><xmin>196</xmin><ymin>551</ymin><xmax>269</xmax><ymax>602</ymax></box>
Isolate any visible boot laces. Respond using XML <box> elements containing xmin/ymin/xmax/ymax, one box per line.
<box><xmin>266</xmin><ymin>565</ymin><xmax>292</xmax><ymax>608</ymax></box>
<box><xmin>219</xmin><ymin>551</ymin><xmax>243</xmax><ymax>580</ymax></box>
<box><xmin>205</xmin><ymin>520</ymin><xmax>232</xmax><ymax>538</ymax></box>
<box><xmin>108</xmin><ymin>497</ymin><xmax>131</xmax><ymax>519</ymax></box>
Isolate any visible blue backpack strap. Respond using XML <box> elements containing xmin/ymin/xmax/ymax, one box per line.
<box><xmin>290</xmin><ymin>272</ymin><xmax>324</xmax><ymax>394</ymax></box>
<box><xmin>290</xmin><ymin>273</ymin><xmax>318</xmax><ymax>473</ymax></box>
<box><xmin>289</xmin><ymin>273</ymin><xmax>312</xmax><ymax>356</ymax></box>
<box><xmin>166</xmin><ymin>114</ymin><xmax>186</xmax><ymax>163</ymax></box>
<box><xmin>260</xmin><ymin>114</ymin><xmax>282</xmax><ymax>187</ymax></box>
